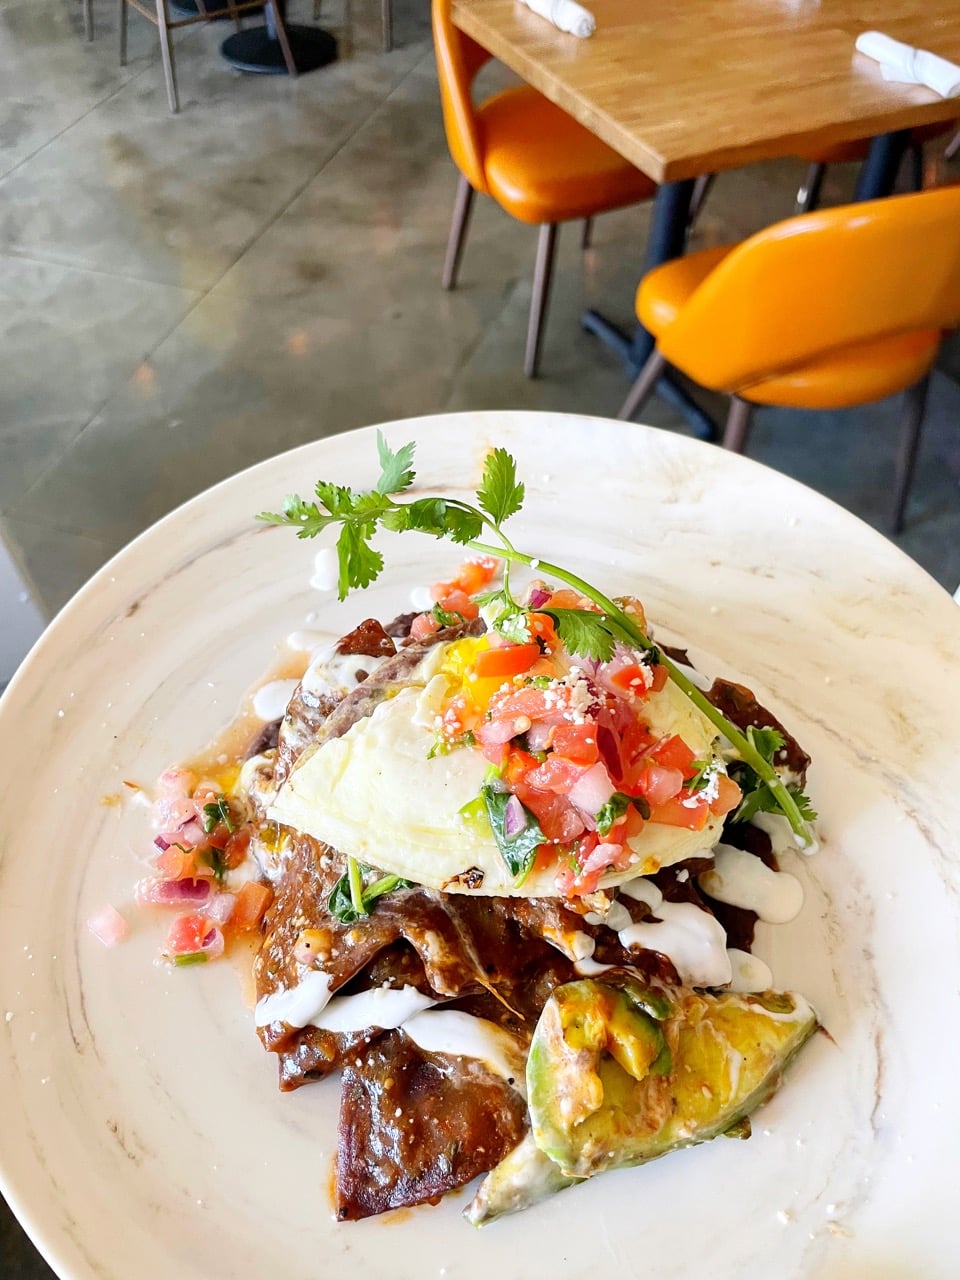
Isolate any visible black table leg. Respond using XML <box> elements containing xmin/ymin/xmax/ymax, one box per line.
<box><xmin>220</xmin><ymin>0</ymin><xmax>337</xmax><ymax>74</ymax></box>
<box><xmin>854</xmin><ymin>129</ymin><xmax>911</xmax><ymax>201</ymax></box>
<box><xmin>582</xmin><ymin>178</ymin><xmax>718</xmax><ymax>439</ymax></box>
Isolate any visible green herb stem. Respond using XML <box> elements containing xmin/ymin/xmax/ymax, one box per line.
<box><xmin>465</xmin><ymin>543</ymin><xmax>812</xmax><ymax>846</ymax></box>
<box><xmin>347</xmin><ymin>855</ymin><xmax>366</xmax><ymax>916</ymax></box>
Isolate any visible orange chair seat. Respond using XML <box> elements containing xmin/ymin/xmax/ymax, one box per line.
<box><xmin>637</xmin><ymin>245</ymin><xmax>941</xmax><ymax>410</ymax></box>
<box><xmin>477</xmin><ymin>86</ymin><xmax>657</xmax><ymax>225</ymax></box>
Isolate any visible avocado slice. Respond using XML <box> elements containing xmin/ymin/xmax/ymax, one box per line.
<box><xmin>527</xmin><ymin>977</ymin><xmax>817</xmax><ymax>1180</ymax></box>
<box><xmin>464</xmin><ymin>1133</ymin><xmax>580</xmax><ymax>1227</ymax></box>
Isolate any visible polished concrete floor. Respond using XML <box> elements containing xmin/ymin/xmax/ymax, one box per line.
<box><xmin>2</xmin><ymin>0</ymin><xmax>960</xmax><ymax>1269</ymax></box>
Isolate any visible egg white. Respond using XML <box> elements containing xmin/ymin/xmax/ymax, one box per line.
<box><xmin>267</xmin><ymin>646</ymin><xmax>728</xmax><ymax>896</ymax></box>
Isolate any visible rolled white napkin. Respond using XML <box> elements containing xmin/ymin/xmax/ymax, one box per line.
<box><xmin>518</xmin><ymin>0</ymin><xmax>595</xmax><ymax>39</ymax></box>
<box><xmin>856</xmin><ymin>30</ymin><xmax>960</xmax><ymax>99</ymax></box>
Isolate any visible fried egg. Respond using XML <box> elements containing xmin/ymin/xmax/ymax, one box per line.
<box><xmin>267</xmin><ymin>640</ymin><xmax>728</xmax><ymax>897</ymax></box>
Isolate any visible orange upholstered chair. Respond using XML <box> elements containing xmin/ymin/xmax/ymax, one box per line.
<box><xmin>618</xmin><ymin>185</ymin><xmax>960</xmax><ymax>533</ymax></box>
<box><xmin>432</xmin><ymin>0</ymin><xmax>657</xmax><ymax>377</ymax></box>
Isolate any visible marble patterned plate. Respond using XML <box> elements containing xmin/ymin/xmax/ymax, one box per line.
<box><xmin>1</xmin><ymin>412</ymin><xmax>959</xmax><ymax>1280</ymax></box>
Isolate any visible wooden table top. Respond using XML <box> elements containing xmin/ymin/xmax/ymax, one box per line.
<box><xmin>451</xmin><ymin>0</ymin><xmax>960</xmax><ymax>182</ymax></box>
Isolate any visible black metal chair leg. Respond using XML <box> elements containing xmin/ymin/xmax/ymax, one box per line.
<box><xmin>908</xmin><ymin>142</ymin><xmax>925</xmax><ymax>192</ymax></box>
<box><xmin>796</xmin><ymin>162</ymin><xmax>825</xmax><ymax>214</ymax></box>
<box><xmin>442</xmin><ymin>175</ymin><xmax>475</xmax><ymax>290</ymax></box>
<box><xmin>381</xmin><ymin>0</ymin><xmax>393</xmax><ymax>51</ymax></box>
<box><xmin>891</xmin><ymin>373</ymin><xmax>931</xmax><ymax>535</ymax></box>
<box><xmin>525</xmin><ymin>223</ymin><xmax>558</xmax><ymax>379</ymax></box>
<box><xmin>723</xmin><ymin>396</ymin><xmax>754</xmax><ymax>452</ymax></box>
<box><xmin>119</xmin><ymin>0</ymin><xmax>128</xmax><ymax>63</ymax></box>
<box><xmin>618</xmin><ymin>350</ymin><xmax>667</xmax><ymax>421</ymax></box>
<box><xmin>580</xmin><ymin>217</ymin><xmax>593</xmax><ymax>250</ymax></box>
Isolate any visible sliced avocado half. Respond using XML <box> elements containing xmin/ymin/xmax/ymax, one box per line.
<box><xmin>526</xmin><ymin>977</ymin><xmax>818</xmax><ymax>1180</ymax></box>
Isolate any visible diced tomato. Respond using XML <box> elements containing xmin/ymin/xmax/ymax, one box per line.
<box><xmin>549</xmin><ymin>723</ymin><xmax>600</xmax><ymax>767</ymax></box>
<box><xmin>527</xmin><ymin>754</ymin><xmax>587</xmax><ymax>795</ymax></box>
<box><xmin>503</xmin><ymin>748</ymin><xmax>540</xmax><ymax>788</ymax></box>
<box><xmin>516</xmin><ymin>786</ymin><xmax>585</xmax><ymax>843</ymax></box>
<box><xmin>650</xmin><ymin>734</ymin><xmax>697</xmax><ymax>776</ymax></box>
<box><xmin>230</xmin><ymin>882</ymin><xmax>273</xmax><ymax>933</ymax></box>
<box><xmin>473</xmin><ymin>643</ymin><xmax>540</xmax><ymax>680</ymax></box>
<box><xmin>155</xmin><ymin>845</ymin><xmax>201</xmax><ymax>880</ymax></box>
<box><xmin>410</xmin><ymin>612</ymin><xmax>441</xmax><ymax>641</ymax></box>
<box><xmin>222</xmin><ymin>827</ymin><xmax>252</xmax><ymax>870</ymax></box>
<box><xmin>432</xmin><ymin>556</ymin><xmax>498</xmax><ymax>601</ymax></box>
<box><xmin>709</xmin><ymin>772</ymin><xmax>742</xmax><ymax>816</ymax></box>
<box><xmin>647</xmin><ymin>793</ymin><xmax>711</xmax><ymax>831</ymax></box>
<box><xmin>489</xmin><ymin>684</ymin><xmax>572</xmax><ymax>726</ymax></box>
<box><xmin>543</xmin><ymin>588</ymin><xmax>593</xmax><ymax>611</ymax></box>
<box><xmin>163</xmin><ymin>912</ymin><xmax>211</xmax><ymax>956</ymax></box>
<box><xmin>635</xmin><ymin>761</ymin><xmax>684</xmax><ymax>806</ymax></box>
<box><xmin>528</xmin><ymin>612</ymin><xmax>559</xmax><ymax>653</ymax></box>
<box><xmin>609</xmin><ymin>664</ymin><xmax>652</xmax><ymax>697</ymax></box>
<box><xmin>436</xmin><ymin>588</ymin><xmax>479</xmax><ymax>620</ymax></box>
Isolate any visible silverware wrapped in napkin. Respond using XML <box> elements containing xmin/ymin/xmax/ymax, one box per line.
<box><xmin>855</xmin><ymin>30</ymin><xmax>960</xmax><ymax>99</ymax></box>
<box><xmin>518</xmin><ymin>0</ymin><xmax>595</xmax><ymax>39</ymax></box>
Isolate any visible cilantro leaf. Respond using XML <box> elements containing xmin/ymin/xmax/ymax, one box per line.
<box><xmin>492</xmin><ymin>603</ymin><xmax>532</xmax><ymax>645</ymax></box>
<box><xmin>376</xmin><ymin>432</ymin><xmax>417</xmax><ymax>495</ymax></box>
<box><xmin>734</xmin><ymin>782</ymin><xmax>817</xmax><ymax>826</ymax></box>
<box><xmin>596</xmin><ymin>792</ymin><xmax>650</xmax><ymax>836</ymax></box>
<box><xmin>481</xmin><ymin>785</ymin><xmax>544</xmax><ymax>884</ymax></box>
<box><xmin>256</xmin><ymin>493</ymin><xmax>332</xmax><ymax>538</ymax></box>
<box><xmin>545</xmin><ymin>608</ymin><xmax>616</xmax><ymax>662</ymax></box>
<box><xmin>202</xmin><ymin>795</ymin><xmax>236</xmax><ymax>835</ymax></box>
<box><xmin>383</xmin><ymin>497</ymin><xmax>482</xmax><ymax>544</ymax></box>
<box><xmin>432</xmin><ymin>603</ymin><xmax>465</xmax><ymax>627</ymax></box>
<box><xmin>477</xmin><ymin>448</ymin><xmax>525</xmax><ymax>526</ymax></box>
<box><xmin>745</xmin><ymin>725</ymin><xmax>785</xmax><ymax>765</ymax></box>
<box><xmin>328</xmin><ymin>865</ymin><xmax>412</xmax><ymax>923</ymax></box>
<box><xmin>336</xmin><ymin>520</ymin><xmax>383</xmax><ymax>599</ymax></box>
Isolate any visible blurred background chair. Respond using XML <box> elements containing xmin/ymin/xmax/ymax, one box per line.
<box><xmin>619</xmin><ymin>185</ymin><xmax>960</xmax><ymax>533</ymax></box>
<box><xmin>793</xmin><ymin>121</ymin><xmax>956</xmax><ymax>212</ymax></box>
<box><xmin>119</xmin><ymin>0</ymin><xmax>291</xmax><ymax>113</ymax></box>
<box><xmin>432</xmin><ymin>0</ymin><xmax>657</xmax><ymax>377</ymax></box>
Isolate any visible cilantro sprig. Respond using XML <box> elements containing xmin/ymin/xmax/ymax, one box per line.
<box><xmin>259</xmin><ymin>435</ymin><xmax>815</xmax><ymax>847</ymax></box>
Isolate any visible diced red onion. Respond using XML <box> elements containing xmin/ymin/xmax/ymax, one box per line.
<box><xmin>580</xmin><ymin>841</ymin><xmax>624</xmax><ymax>876</ymax></box>
<box><xmin>178</xmin><ymin>818</ymin><xmax>206</xmax><ymax>848</ymax></box>
<box><xmin>201</xmin><ymin>927</ymin><xmax>225</xmax><ymax>960</ymax></box>
<box><xmin>87</xmin><ymin>904</ymin><xmax>129</xmax><ymax>948</ymax></box>
<box><xmin>205</xmin><ymin>892</ymin><xmax>236</xmax><ymax>926</ymax></box>
<box><xmin>527</xmin><ymin>586</ymin><xmax>551</xmax><ymax>609</ymax></box>
<box><xmin>567</xmin><ymin>762</ymin><xmax>615</xmax><ymax>815</ymax></box>
<box><xmin>524</xmin><ymin>721</ymin><xmax>553</xmax><ymax>752</ymax></box>
<box><xmin>503</xmin><ymin>794</ymin><xmax>527</xmax><ymax>838</ymax></box>
<box><xmin>135</xmin><ymin>877</ymin><xmax>212</xmax><ymax>906</ymax></box>
<box><xmin>153</xmin><ymin>835</ymin><xmax>171</xmax><ymax>852</ymax></box>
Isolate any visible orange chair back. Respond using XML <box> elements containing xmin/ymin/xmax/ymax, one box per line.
<box><xmin>432</xmin><ymin>0</ymin><xmax>493</xmax><ymax>195</ymax></box>
<box><xmin>658</xmin><ymin>185</ymin><xmax>960</xmax><ymax>392</ymax></box>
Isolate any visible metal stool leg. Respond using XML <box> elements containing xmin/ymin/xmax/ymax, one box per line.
<box><xmin>580</xmin><ymin>217</ymin><xmax>593</xmax><ymax>250</ymax></box>
<box><xmin>723</xmin><ymin>397</ymin><xmax>754</xmax><ymax>452</ymax></box>
<box><xmin>795</xmin><ymin>162</ymin><xmax>825</xmax><ymax>214</ymax></box>
<box><xmin>908</xmin><ymin>142</ymin><xmax>925</xmax><ymax>191</ymax></box>
<box><xmin>442</xmin><ymin>176</ymin><xmax>475</xmax><ymax>290</ymax></box>
<box><xmin>618</xmin><ymin>350</ymin><xmax>667</xmax><ymax>421</ymax></box>
<box><xmin>891</xmin><ymin>373</ymin><xmax>931</xmax><ymax>534</ymax></box>
<box><xmin>119</xmin><ymin>0</ymin><xmax>128</xmax><ymax>63</ymax></box>
<box><xmin>82</xmin><ymin>0</ymin><xmax>94</xmax><ymax>40</ymax></box>
<box><xmin>381</xmin><ymin>0</ymin><xmax>392</xmax><ymax>51</ymax></box>
<box><xmin>155</xmin><ymin>0</ymin><xmax>180</xmax><ymax>113</ymax></box>
<box><xmin>524</xmin><ymin>223</ymin><xmax>558</xmax><ymax>379</ymax></box>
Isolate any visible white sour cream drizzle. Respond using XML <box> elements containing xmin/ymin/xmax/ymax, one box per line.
<box><xmin>300</xmin><ymin>646</ymin><xmax>387</xmax><ymax>699</ymax></box>
<box><xmin>402</xmin><ymin>1010</ymin><xmax>526</xmax><ymax>1090</ymax></box>
<box><xmin>255</xmin><ymin>969</ymin><xmax>333</xmax><ymax>1028</ymax></box>
<box><xmin>726</xmin><ymin>948</ymin><xmax>774</xmax><ymax>993</ymax></box>
<box><xmin>751</xmin><ymin>810</ymin><xmax>820</xmax><ymax>856</ymax></box>
<box><xmin>310</xmin><ymin>548</ymin><xmax>340</xmax><ymax>592</ymax></box>
<box><xmin>699</xmin><ymin>844</ymin><xmax>803</xmax><ymax>924</ymax></box>
<box><xmin>616</xmin><ymin>876</ymin><xmax>731</xmax><ymax>986</ymax></box>
<box><xmin>253</xmin><ymin>980</ymin><xmax>523</xmax><ymax>1088</ymax></box>
<box><xmin>252</xmin><ymin>679</ymin><xmax>300</xmax><ymax>722</ymax></box>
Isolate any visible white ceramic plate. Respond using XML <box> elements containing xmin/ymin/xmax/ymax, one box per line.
<box><xmin>2</xmin><ymin>412</ymin><xmax>959</xmax><ymax>1280</ymax></box>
